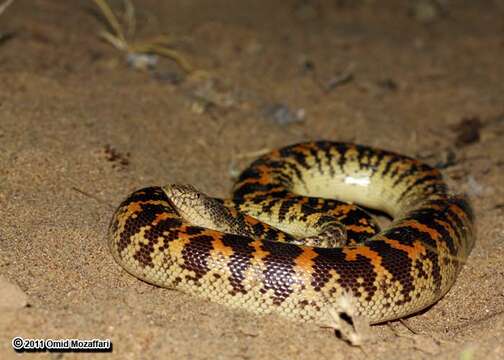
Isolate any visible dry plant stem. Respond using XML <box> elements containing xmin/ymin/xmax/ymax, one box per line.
<box><xmin>93</xmin><ymin>0</ymin><xmax>127</xmax><ymax>44</ymax></box>
<box><xmin>133</xmin><ymin>44</ymin><xmax>193</xmax><ymax>73</ymax></box>
<box><xmin>0</xmin><ymin>0</ymin><xmax>14</xmax><ymax>42</ymax></box>
<box><xmin>0</xmin><ymin>0</ymin><xmax>13</xmax><ymax>16</ymax></box>
<box><xmin>399</xmin><ymin>319</ymin><xmax>418</xmax><ymax>334</ymax></box>
<box><xmin>92</xmin><ymin>0</ymin><xmax>194</xmax><ymax>74</ymax></box>
<box><xmin>71</xmin><ymin>186</ymin><xmax>114</xmax><ymax>210</ymax></box>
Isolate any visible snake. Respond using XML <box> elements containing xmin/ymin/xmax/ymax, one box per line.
<box><xmin>108</xmin><ymin>141</ymin><xmax>475</xmax><ymax>325</ymax></box>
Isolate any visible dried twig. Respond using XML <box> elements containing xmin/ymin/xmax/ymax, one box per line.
<box><xmin>0</xmin><ymin>0</ymin><xmax>14</xmax><ymax>16</ymax></box>
<box><xmin>71</xmin><ymin>186</ymin><xmax>115</xmax><ymax>210</ymax></box>
<box><xmin>92</xmin><ymin>0</ymin><xmax>194</xmax><ymax>73</ymax></box>
<box><xmin>0</xmin><ymin>0</ymin><xmax>14</xmax><ymax>43</ymax></box>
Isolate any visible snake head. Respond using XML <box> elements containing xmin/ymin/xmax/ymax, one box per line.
<box><xmin>162</xmin><ymin>184</ymin><xmax>231</xmax><ymax>231</ymax></box>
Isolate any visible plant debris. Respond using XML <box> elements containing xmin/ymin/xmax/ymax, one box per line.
<box><xmin>92</xmin><ymin>0</ymin><xmax>194</xmax><ymax>73</ymax></box>
<box><xmin>452</xmin><ymin>117</ymin><xmax>483</xmax><ymax>147</ymax></box>
<box><xmin>0</xmin><ymin>0</ymin><xmax>14</xmax><ymax>43</ymax></box>
<box><xmin>0</xmin><ymin>0</ymin><xmax>13</xmax><ymax>16</ymax></box>
<box><xmin>104</xmin><ymin>144</ymin><xmax>130</xmax><ymax>169</ymax></box>
<box><xmin>376</xmin><ymin>78</ymin><xmax>399</xmax><ymax>91</ymax></box>
<box><xmin>325</xmin><ymin>71</ymin><xmax>354</xmax><ymax>91</ymax></box>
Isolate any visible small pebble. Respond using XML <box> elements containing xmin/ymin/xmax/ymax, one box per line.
<box><xmin>466</xmin><ymin>175</ymin><xmax>485</xmax><ymax>197</ymax></box>
<box><xmin>126</xmin><ymin>53</ymin><xmax>159</xmax><ymax>70</ymax></box>
<box><xmin>453</xmin><ymin>117</ymin><xmax>483</xmax><ymax>147</ymax></box>
<box><xmin>0</xmin><ymin>276</ymin><xmax>28</xmax><ymax>310</ymax></box>
<box><xmin>263</xmin><ymin>103</ymin><xmax>305</xmax><ymax>125</ymax></box>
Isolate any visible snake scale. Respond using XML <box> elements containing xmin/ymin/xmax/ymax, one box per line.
<box><xmin>108</xmin><ymin>141</ymin><xmax>474</xmax><ymax>325</ymax></box>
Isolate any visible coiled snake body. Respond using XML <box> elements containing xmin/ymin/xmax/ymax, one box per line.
<box><xmin>109</xmin><ymin>141</ymin><xmax>474</xmax><ymax>325</ymax></box>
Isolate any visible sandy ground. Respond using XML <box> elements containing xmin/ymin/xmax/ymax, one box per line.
<box><xmin>1</xmin><ymin>0</ymin><xmax>504</xmax><ymax>359</ymax></box>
